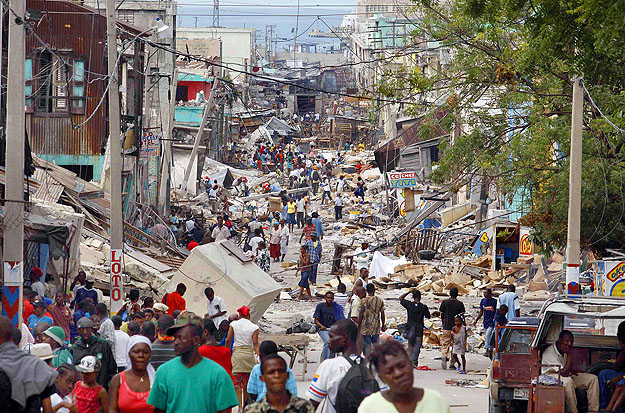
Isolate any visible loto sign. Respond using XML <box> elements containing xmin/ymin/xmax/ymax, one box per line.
<box><xmin>388</xmin><ymin>171</ymin><xmax>417</xmax><ymax>189</ymax></box>
<box><xmin>519</xmin><ymin>227</ymin><xmax>533</xmax><ymax>256</ymax></box>
<box><xmin>110</xmin><ymin>249</ymin><xmax>124</xmax><ymax>312</ymax></box>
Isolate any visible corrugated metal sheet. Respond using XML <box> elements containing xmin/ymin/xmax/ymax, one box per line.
<box><xmin>25</xmin><ymin>0</ymin><xmax>142</xmax><ymax>157</ymax></box>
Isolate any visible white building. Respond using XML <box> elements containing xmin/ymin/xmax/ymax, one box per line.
<box><xmin>176</xmin><ymin>28</ymin><xmax>255</xmax><ymax>84</ymax></box>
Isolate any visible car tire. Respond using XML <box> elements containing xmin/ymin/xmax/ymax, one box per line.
<box><xmin>586</xmin><ymin>362</ymin><xmax>615</xmax><ymax>376</ymax></box>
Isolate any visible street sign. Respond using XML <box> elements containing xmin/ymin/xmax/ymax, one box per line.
<box><xmin>140</xmin><ymin>132</ymin><xmax>159</xmax><ymax>157</ymax></box>
<box><xmin>110</xmin><ymin>249</ymin><xmax>123</xmax><ymax>313</ymax></box>
<box><xmin>387</xmin><ymin>172</ymin><xmax>417</xmax><ymax>189</ymax></box>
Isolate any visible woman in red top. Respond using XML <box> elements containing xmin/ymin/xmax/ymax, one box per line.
<box><xmin>199</xmin><ymin>317</ymin><xmax>233</xmax><ymax>380</ymax></box>
<box><xmin>109</xmin><ymin>335</ymin><xmax>154</xmax><ymax>413</ymax></box>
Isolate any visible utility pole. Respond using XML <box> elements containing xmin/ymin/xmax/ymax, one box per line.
<box><xmin>565</xmin><ymin>76</ymin><xmax>583</xmax><ymax>295</ymax></box>
<box><xmin>213</xmin><ymin>0</ymin><xmax>219</xmax><ymax>27</ymax></box>
<box><xmin>106</xmin><ymin>0</ymin><xmax>124</xmax><ymax>313</ymax></box>
<box><xmin>181</xmin><ymin>78</ymin><xmax>219</xmax><ymax>196</ymax></box>
<box><xmin>2</xmin><ymin>0</ymin><xmax>25</xmax><ymax>327</ymax></box>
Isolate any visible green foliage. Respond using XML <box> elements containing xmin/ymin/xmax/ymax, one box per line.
<box><xmin>376</xmin><ymin>0</ymin><xmax>625</xmax><ymax>253</ymax></box>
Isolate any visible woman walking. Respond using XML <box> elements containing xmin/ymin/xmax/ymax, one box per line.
<box><xmin>269</xmin><ymin>223</ymin><xmax>282</xmax><ymax>262</ymax></box>
<box><xmin>108</xmin><ymin>335</ymin><xmax>154</xmax><ymax>412</ymax></box>
<box><xmin>226</xmin><ymin>306</ymin><xmax>260</xmax><ymax>410</ymax></box>
<box><xmin>279</xmin><ymin>219</ymin><xmax>290</xmax><ymax>262</ymax></box>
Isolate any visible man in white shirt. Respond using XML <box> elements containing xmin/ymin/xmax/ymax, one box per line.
<box><xmin>497</xmin><ymin>284</ymin><xmax>521</xmax><ymax>321</ymax></box>
<box><xmin>334</xmin><ymin>194</ymin><xmax>343</xmax><ymax>220</ymax></box>
<box><xmin>249</xmin><ymin>229</ymin><xmax>264</xmax><ymax>256</ymax></box>
<box><xmin>296</xmin><ymin>196</ymin><xmax>307</xmax><ymax>229</ymax></box>
<box><xmin>541</xmin><ymin>330</ymin><xmax>599</xmax><ymax>412</ymax></box>
<box><xmin>307</xmin><ymin>319</ymin><xmax>385</xmax><ymax>412</ymax></box>
<box><xmin>111</xmin><ymin>315</ymin><xmax>129</xmax><ymax>372</ymax></box>
<box><xmin>352</xmin><ymin>241</ymin><xmax>371</xmax><ymax>273</ymax></box>
<box><xmin>204</xmin><ymin>287</ymin><xmax>227</xmax><ymax>328</ymax></box>
<box><xmin>211</xmin><ymin>217</ymin><xmax>231</xmax><ymax>242</ymax></box>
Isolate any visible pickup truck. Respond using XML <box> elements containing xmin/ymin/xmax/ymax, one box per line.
<box><xmin>489</xmin><ymin>295</ymin><xmax>625</xmax><ymax>413</ymax></box>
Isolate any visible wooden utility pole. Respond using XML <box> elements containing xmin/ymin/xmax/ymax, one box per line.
<box><xmin>565</xmin><ymin>76</ymin><xmax>583</xmax><ymax>295</ymax></box>
<box><xmin>2</xmin><ymin>0</ymin><xmax>25</xmax><ymax>327</ymax></box>
<box><xmin>157</xmin><ymin>68</ymin><xmax>177</xmax><ymax>217</ymax></box>
<box><xmin>106</xmin><ymin>0</ymin><xmax>124</xmax><ymax>313</ymax></box>
<box><xmin>181</xmin><ymin>78</ymin><xmax>219</xmax><ymax>196</ymax></box>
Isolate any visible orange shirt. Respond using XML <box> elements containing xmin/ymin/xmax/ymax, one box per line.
<box><xmin>164</xmin><ymin>292</ymin><xmax>186</xmax><ymax>315</ymax></box>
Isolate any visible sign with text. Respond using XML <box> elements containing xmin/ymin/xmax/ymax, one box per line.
<box><xmin>387</xmin><ymin>172</ymin><xmax>417</xmax><ymax>189</ymax></box>
<box><xmin>110</xmin><ymin>249</ymin><xmax>123</xmax><ymax>313</ymax></box>
<box><xmin>519</xmin><ymin>226</ymin><xmax>534</xmax><ymax>256</ymax></box>
<box><xmin>140</xmin><ymin>132</ymin><xmax>159</xmax><ymax>158</ymax></box>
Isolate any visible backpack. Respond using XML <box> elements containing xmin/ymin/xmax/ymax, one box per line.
<box><xmin>334</xmin><ymin>356</ymin><xmax>380</xmax><ymax>413</ymax></box>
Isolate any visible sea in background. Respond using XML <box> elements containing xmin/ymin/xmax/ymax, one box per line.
<box><xmin>177</xmin><ymin>0</ymin><xmax>356</xmax><ymax>53</ymax></box>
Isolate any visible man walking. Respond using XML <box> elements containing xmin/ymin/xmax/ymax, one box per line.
<box><xmin>94</xmin><ymin>303</ymin><xmax>116</xmax><ymax>355</ymax></box>
<box><xmin>497</xmin><ymin>284</ymin><xmax>520</xmax><ymax>321</ymax></box>
<box><xmin>147</xmin><ymin>313</ymin><xmax>239</xmax><ymax>413</ymax></box>
<box><xmin>439</xmin><ymin>287</ymin><xmax>465</xmax><ymax>369</ymax></box>
<box><xmin>307</xmin><ymin>319</ymin><xmax>383</xmax><ymax>413</ymax></box>
<box><xmin>358</xmin><ymin>284</ymin><xmax>385</xmax><ymax>355</ymax></box>
<box><xmin>211</xmin><ymin>216</ymin><xmax>231</xmax><ymax>242</ymax></box>
<box><xmin>70</xmin><ymin>317</ymin><xmax>117</xmax><ymax>388</ymax></box>
<box><xmin>333</xmin><ymin>194</ymin><xmax>343</xmax><ymax>220</ymax></box>
<box><xmin>311</xmin><ymin>212</ymin><xmax>323</xmax><ymax>239</ymax></box>
<box><xmin>474</xmin><ymin>288</ymin><xmax>497</xmax><ymax>358</ymax></box>
<box><xmin>400</xmin><ymin>289</ymin><xmax>430</xmax><ymax>367</ymax></box>
<box><xmin>306</xmin><ymin>233</ymin><xmax>322</xmax><ymax>285</ymax></box>
<box><xmin>313</xmin><ymin>291</ymin><xmax>345</xmax><ymax>361</ymax></box>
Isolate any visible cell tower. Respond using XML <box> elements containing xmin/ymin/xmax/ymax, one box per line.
<box><xmin>213</xmin><ymin>0</ymin><xmax>219</xmax><ymax>27</ymax></box>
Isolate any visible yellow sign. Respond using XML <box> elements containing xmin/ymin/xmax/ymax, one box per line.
<box><xmin>607</xmin><ymin>262</ymin><xmax>625</xmax><ymax>283</ymax></box>
<box><xmin>480</xmin><ymin>232</ymin><xmax>489</xmax><ymax>243</ymax></box>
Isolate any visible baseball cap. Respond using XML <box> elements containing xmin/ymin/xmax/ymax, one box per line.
<box><xmin>166</xmin><ymin>312</ymin><xmax>203</xmax><ymax>336</ymax></box>
<box><xmin>32</xmin><ymin>299</ymin><xmax>46</xmax><ymax>308</ymax></box>
<box><xmin>31</xmin><ymin>343</ymin><xmax>54</xmax><ymax>361</ymax></box>
<box><xmin>76</xmin><ymin>356</ymin><xmax>101</xmax><ymax>373</ymax></box>
<box><xmin>43</xmin><ymin>326</ymin><xmax>66</xmax><ymax>346</ymax></box>
<box><xmin>76</xmin><ymin>317</ymin><xmax>94</xmax><ymax>329</ymax></box>
<box><xmin>44</xmin><ymin>297</ymin><xmax>53</xmax><ymax>307</ymax></box>
<box><xmin>86</xmin><ymin>274</ymin><xmax>95</xmax><ymax>283</ymax></box>
<box><xmin>237</xmin><ymin>306</ymin><xmax>251</xmax><ymax>317</ymax></box>
<box><xmin>153</xmin><ymin>303</ymin><xmax>168</xmax><ymax>312</ymax></box>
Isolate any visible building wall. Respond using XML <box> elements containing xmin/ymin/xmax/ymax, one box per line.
<box><xmin>177</xmin><ymin>28</ymin><xmax>254</xmax><ymax>83</ymax></box>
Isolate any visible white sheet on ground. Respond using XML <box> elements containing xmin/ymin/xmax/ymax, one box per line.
<box><xmin>369</xmin><ymin>251</ymin><xmax>407</xmax><ymax>279</ymax></box>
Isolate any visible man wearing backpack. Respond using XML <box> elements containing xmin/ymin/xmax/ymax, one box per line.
<box><xmin>306</xmin><ymin>319</ymin><xmax>385</xmax><ymax>413</ymax></box>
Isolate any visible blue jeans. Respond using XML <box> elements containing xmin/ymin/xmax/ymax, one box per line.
<box><xmin>599</xmin><ymin>369</ymin><xmax>625</xmax><ymax>409</ymax></box>
<box><xmin>411</xmin><ymin>337</ymin><xmax>423</xmax><ymax>364</ymax></box>
<box><xmin>319</xmin><ymin>329</ymin><xmax>331</xmax><ymax>361</ymax></box>
<box><xmin>311</xmin><ymin>263</ymin><xmax>319</xmax><ymax>284</ymax></box>
<box><xmin>484</xmin><ymin>326</ymin><xmax>494</xmax><ymax>350</ymax></box>
<box><xmin>363</xmin><ymin>334</ymin><xmax>379</xmax><ymax>355</ymax></box>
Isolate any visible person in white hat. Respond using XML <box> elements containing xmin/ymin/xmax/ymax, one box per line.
<box><xmin>74</xmin><ymin>355</ymin><xmax>108</xmax><ymax>412</ymax></box>
<box><xmin>30</xmin><ymin>343</ymin><xmax>54</xmax><ymax>367</ymax></box>
<box><xmin>153</xmin><ymin>303</ymin><xmax>168</xmax><ymax>320</ymax></box>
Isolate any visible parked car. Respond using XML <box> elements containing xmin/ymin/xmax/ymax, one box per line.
<box><xmin>489</xmin><ymin>295</ymin><xmax>625</xmax><ymax>413</ymax></box>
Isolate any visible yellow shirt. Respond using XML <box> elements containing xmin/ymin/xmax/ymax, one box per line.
<box><xmin>358</xmin><ymin>388</ymin><xmax>450</xmax><ymax>413</ymax></box>
<box><xmin>287</xmin><ymin>202</ymin><xmax>296</xmax><ymax>214</ymax></box>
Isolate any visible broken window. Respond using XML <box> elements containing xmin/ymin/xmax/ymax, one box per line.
<box><xmin>36</xmin><ymin>51</ymin><xmax>69</xmax><ymax>114</ymax></box>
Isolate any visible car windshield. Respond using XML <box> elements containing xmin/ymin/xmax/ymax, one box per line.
<box><xmin>500</xmin><ymin>328</ymin><xmax>532</xmax><ymax>354</ymax></box>
<box><xmin>564</xmin><ymin>315</ymin><xmax>623</xmax><ymax>336</ymax></box>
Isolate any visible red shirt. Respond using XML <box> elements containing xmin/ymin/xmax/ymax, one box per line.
<box><xmin>164</xmin><ymin>292</ymin><xmax>186</xmax><ymax>316</ymax></box>
<box><xmin>187</xmin><ymin>240</ymin><xmax>199</xmax><ymax>251</ymax></box>
<box><xmin>23</xmin><ymin>300</ymin><xmax>33</xmax><ymax>323</ymax></box>
<box><xmin>199</xmin><ymin>345</ymin><xmax>233</xmax><ymax>380</ymax></box>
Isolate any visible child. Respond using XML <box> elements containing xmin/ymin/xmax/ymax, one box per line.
<box><xmin>450</xmin><ymin>315</ymin><xmax>467</xmax><ymax>373</ymax></box>
<box><xmin>495</xmin><ymin>305</ymin><xmax>509</xmax><ymax>343</ymax></box>
<box><xmin>295</xmin><ymin>245</ymin><xmax>312</xmax><ymax>301</ymax></box>
<box><xmin>73</xmin><ymin>356</ymin><xmax>108</xmax><ymax>413</ymax></box>
<box><xmin>50</xmin><ymin>363</ymin><xmax>78</xmax><ymax>413</ymax></box>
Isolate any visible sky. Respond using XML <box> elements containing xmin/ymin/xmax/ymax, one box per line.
<box><xmin>177</xmin><ymin>0</ymin><xmax>358</xmax><ymax>52</ymax></box>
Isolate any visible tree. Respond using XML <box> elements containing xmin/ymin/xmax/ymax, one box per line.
<box><xmin>377</xmin><ymin>0</ymin><xmax>625</xmax><ymax>253</ymax></box>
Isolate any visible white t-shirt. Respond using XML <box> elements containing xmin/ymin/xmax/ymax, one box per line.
<box><xmin>114</xmin><ymin>329</ymin><xmax>130</xmax><ymax>367</ymax></box>
<box><xmin>31</xmin><ymin>281</ymin><xmax>46</xmax><ymax>298</ymax></box>
<box><xmin>358</xmin><ymin>388</ymin><xmax>450</xmax><ymax>413</ymax></box>
<box><xmin>337</xmin><ymin>179</ymin><xmax>345</xmax><ymax>192</ymax></box>
<box><xmin>51</xmin><ymin>393</ymin><xmax>72</xmax><ymax>413</ymax></box>
<box><xmin>249</xmin><ymin>236</ymin><xmax>264</xmax><ymax>253</ymax></box>
<box><xmin>296</xmin><ymin>198</ymin><xmax>306</xmax><ymax>213</ymax></box>
<box><xmin>541</xmin><ymin>343</ymin><xmax>566</xmax><ymax>374</ymax></box>
<box><xmin>212</xmin><ymin>225</ymin><xmax>230</xmax><ymax>241</ymax></box>
<box><xmin>231</xmin><ymin>318</ymin><xmax>259</xmax><ymax>347</ymax></box>
<box><xmin>207</xmin><ymin>296</ymin><xmax>227</xmax><ymax>328</ymax></box>
<box><xmin>323</xmin><ymin>181</ymin><xmax>331</xmax><ymax>192</ymax></box>
<box><xmin>353</xmin><ymin>247</ymin><xmax>371</xmax><ymax>270</ymax></box>
<box><xmin>307</xmin><ymin>354</ymin><xmax>387</xmax><ymax>413</ymax></box>
<box><xmin>334</xmin><ymin>196</ymin><xmax>343</xmax><ymax>207</ymax></box>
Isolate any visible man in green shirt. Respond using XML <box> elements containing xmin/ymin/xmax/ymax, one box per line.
<box><xmin>41</xmin><ymin>326</ymin><xmax>73</xmax><ymax>368</ymax></box>
<box><xmin>147</xmin><ymin>313</ymin><xmax>238</xmax><ymax>413</ymax></box>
